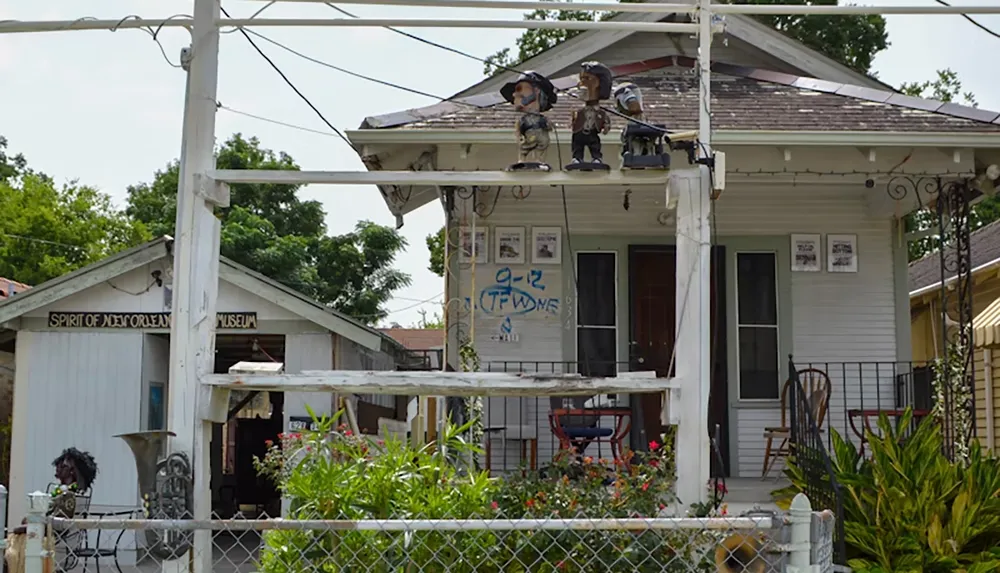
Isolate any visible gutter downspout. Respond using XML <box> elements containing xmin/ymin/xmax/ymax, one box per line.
<box><xmin>985</xmin><ymin>348</ymin><xmax>995</xmax><ymax>453</ymax></box>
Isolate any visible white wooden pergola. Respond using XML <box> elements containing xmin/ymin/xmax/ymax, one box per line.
<box><xmin>2</xmin><ymin>2</ymin><xmax>992</xmax><ymax>571</ymax></box>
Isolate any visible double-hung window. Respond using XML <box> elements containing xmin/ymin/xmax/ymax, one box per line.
<box><xmin>736</xmin><ymin>252</ymin><xmax>780</xmax><ymax>400</ymax></box>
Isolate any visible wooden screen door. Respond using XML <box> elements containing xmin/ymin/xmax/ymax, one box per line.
<box><xmin>628</xmin><ymin>245</ymin><xmax>730</xmax><ymax>476</ymax></box>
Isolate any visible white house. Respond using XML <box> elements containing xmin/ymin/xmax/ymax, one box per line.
<box><xmin>345</xmin><ymin>13</ymin><xmax>1000</xmax><ymax>480</ymax></box>
<box><xmin>0</xmin><ymin>236</ymin><xmax>410</xmax><ymax>524</ymax></box>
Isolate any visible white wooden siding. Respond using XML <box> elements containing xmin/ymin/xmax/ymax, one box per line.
<box><xmin>454</xmin><ymin>184</ymin><xmax>897</xmax><ymax>477</ymax></box>
<box><xmin>284</xmin><ymin>333</ymin><xmax>335</xmax><ymax>426</ymax></box>
<box><xmin>9</xmin><ymin>332</ymin><xmax>144</xmax><ymax>522</ymax></box>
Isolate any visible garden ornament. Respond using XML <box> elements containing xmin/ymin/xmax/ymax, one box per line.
<box><xmin>500</xmin><ymin>71</ymin><xmax>557</xmax><ymax>172</ymax></box>
<box><xmin>566</xmin><ymin>61</ymin><xmax>612</xmax><ymax>172</ymax></box>
<box><xmin>614</xmin><ymin>82</ymin><xmax>671</xmax><ymax>170</ymax></box>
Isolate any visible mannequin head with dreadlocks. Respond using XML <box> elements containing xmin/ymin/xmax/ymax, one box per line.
<box><xmin>52</xmin><ymin>447</ymin><xmax>98</xmax><ymax>492</ymax></box>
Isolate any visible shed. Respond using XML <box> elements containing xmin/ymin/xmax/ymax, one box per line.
<box><xmin>0</xmin><ymin>236</ymin><xmax>410</xmax><ymax>525</ymax></box>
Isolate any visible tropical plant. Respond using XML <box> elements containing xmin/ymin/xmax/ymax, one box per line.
<box><xmin>781</xmin><ymin>410</ymin><xmax>1000</xmax><ymax>572</ymax></box>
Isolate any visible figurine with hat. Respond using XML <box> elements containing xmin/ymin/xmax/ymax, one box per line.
<box><xmin>614</xmin><ymin>82</ymin><xmax>671</xmax><ymax>170</ymax></box>
<box><xmin>500</xmin><ymin>71</ymin><xmax>558</xmax><ymax>172</ymax></box>
<box><xmin>566</xmin><ymin>61</ymin><xmax>613</xmax><ymax>172</ymax></box>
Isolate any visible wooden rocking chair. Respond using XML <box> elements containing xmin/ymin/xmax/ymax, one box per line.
<box><xmin>761</xmin><ymin>368</ymin><xmax>831</xmax><ymax>478</ymax></box>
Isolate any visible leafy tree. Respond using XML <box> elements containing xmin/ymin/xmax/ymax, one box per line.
<box><xmin>126</xmin><ymin>134</ymin><xmax>411</xmax><ymax>323</ymax></box>
<box><xmin>484</xmin><ymin>0</ymin><xmax>888</xmax><ymax>76</ymax></box>
<box><xmin>900</xmin><ymin>70</ymin><xmax>992</xmax><ymax>262</ymax></box>
<box><xmin>415</xmin><ymin>309</ymin><xmax>445</xmax><ymax>329</ymax></box>
<box><xmin>426</xmin><ymin>227</ymin><xmax>445</xmax><ymax>277</ymax></box>
<box><xmin>0</xmin><ymin>136</ymin><xmax>27</xmax><ymax>184</ymax></box>
<box><xmin>0</xmin><ymin>171</ymin><xmax>151</xmax><ymax>286</ymax></box>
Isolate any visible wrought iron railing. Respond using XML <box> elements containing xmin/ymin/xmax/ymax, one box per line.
<box><xmin>787</xmin><ymin>355</ymin><xmax>847</xmax><ymax>565</ymax></box>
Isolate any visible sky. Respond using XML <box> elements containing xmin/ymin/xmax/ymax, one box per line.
<box><xmin>2</xmin><ymin>0</ymin><xmax>999</xmax><ymax>329</ymax></box>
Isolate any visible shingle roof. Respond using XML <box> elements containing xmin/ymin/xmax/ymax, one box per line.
<box><xmin>0</xmin><ymin>278</ymin><xmax>31</xmax><ymax>300</ymax></box>
<box><xmin>380</xmin><ymin>328</ymin><xmax>444</xmax><ymax>350</ymax></box>
<box><xmin>909</xmin><ymin>219</ymin><xmax>1000</xmax><ymax>293</ymax></box>
<box><xmin>364</xmin><ymin>58</ymin><xmax>1000</xmax><ymax>133</ymax></box>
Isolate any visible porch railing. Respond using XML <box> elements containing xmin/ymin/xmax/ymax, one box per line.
<box><xmin>787</xmin><ymin>356</ymin><xmax>847</xmax><ymax>566</ymax></box>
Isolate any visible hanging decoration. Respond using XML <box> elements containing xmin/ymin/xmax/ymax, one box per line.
<box><xmin>566</xmin><ymin>61</ymin><xmax>612</xmax><ymax>172</ymax></box>
<box><xmin>500</xmin><ymin>71</ymin><xmax>558</xmax><ymax>172</ymax></box>
<box><xmin>614</xmin><ymin>82</ymin><xmax>671</xmax><ymax>170</ymax></box>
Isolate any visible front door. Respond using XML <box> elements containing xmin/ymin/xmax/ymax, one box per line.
<box><xmin>628</xmin><ymin>245</ymin><xmax>730</xmax><ymax>476</ymax></box>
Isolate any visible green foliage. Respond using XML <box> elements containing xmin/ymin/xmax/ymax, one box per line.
<box><xmin>0</xmin><ymin>136</ymin><xmax>28</xmax><ymax>184</ymax></box>
<box><xmin>484</xmin><ymin>0</ymin><xmax>887</xmax><ymax>76</ymax></box>
<box><xmin>255</xmin><ymin>410</ymin><xmax>720</xmax><ymax>572</ymax></box>
<box><xmin>901</xmin><ymin>70</ymin><xmax>998</xmax><ymax>262</ymax></box>
<box><xmin>781</xmin><ymin>410</ymin><xmax>1000</xmax><ymax>572</ymax></box>
<box><xmin>426</xmin><ymin>226</ymin><xmax>445</xmax><ymax>277</ymax></box>
<box><xmin>126</xmin><ymin>134</ymin><xmax>411</xmax><ymax>323</ymax></box>
<box><xmin>483</xmin><ymin>0</ymin><xmax>642</xmax><ymax>76</ymax></box>
<box><xmin>0</xmin><ymin>172</ymin><xmax>151</xmax><ymax>286</ymax></box>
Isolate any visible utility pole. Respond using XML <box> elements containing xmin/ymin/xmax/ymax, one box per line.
<box><xmin>167</xmin><ymin>0</ymin><xmax>224</xmax><ymax>571</ymax></box>
<box><xmin>673</xmin><ymin>0</ymin><xmax>713</xmax><ymax>506</ymax></box>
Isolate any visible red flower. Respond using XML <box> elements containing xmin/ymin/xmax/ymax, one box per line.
<box><xmin>649</xmin><ymin>440</ymin><xmax>660</xmax><ymax>451</ymax></box>
<box><xmin>264</xmin><ymin>440</ymin><xmax>273</xmax><ymax>447</ymax></box>
<box><xmin>715</xmin><ymin>482</ymin><xmax>728</xmax><ymax>494</ymax></box>
<box><xmin>583</xmin><ymin>456</ymin><xmax>593</xmax><ymax>464</ymax></box>
<box><xmin>641</xmin><ymin>482</ymin><xmax>650</xmax><ymax>492</ymax></box>
<box><xmin>649</xmin><ymin>459</ymin><xmax>659</xmax><ymax>468</ymax></box>
<box><xmin>556</xmin><ymin>561</ymin><xmax>566</xmax><ymax>570</ymax></box>
<box><xmin>345</xmin><ymin>430</ymin><xmax>353</xmax><ymax>437</ymax></box>
<box><xmin>525</xmin><ymin>499</ymin><xmax>535</xmax><ymax>508</ymax></box>
<box><xmin>658</xmin><ymin>503</ymin><xmax>666</xmax><ymax>510</ymax></box>
<box><xmin>491</xmin><ymin>501</ymin><xmax>499</xmax><ymax>511</ymax></box>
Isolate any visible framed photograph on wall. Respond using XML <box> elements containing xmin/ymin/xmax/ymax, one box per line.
<box><xmin>495</xmin><ymin>227</ymin><xmax>526</xmax><ymax>265</ymax></box>
<box><xmin>459</xmin><ymin>227</ymin><xmax>488</xmax><ymax>264</ymax></box>
<box><xmin>531</xmin><ymin>227</ymin><xmax>562</xmax><ymax>265</ymax></box>
<box><xmin>790</xmin><ymin>234</ymin><xmax>821</xmax><ymax>272</ymax></box>
<box><xmin>827</xmin><ymin>234</ymin><xmax>858</xmax><ymax>273</ymax></box>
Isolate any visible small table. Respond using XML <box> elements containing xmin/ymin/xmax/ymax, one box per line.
<box><xmin>847</xmin><ymin>408</ymin><xmax>931</xmax><ymax>456</ymax></box>
<box><xmin>549</xmin><ymin>408</ymin><xmax>632</xmax><ymax>464</ymax></box>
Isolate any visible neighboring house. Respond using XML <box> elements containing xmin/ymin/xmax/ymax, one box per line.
<box><xmin>0</xmin><ymin>237</ymin><xmax>412</xmax><ymax>534</ymax></box>
<box><xmin>381</xmin><ymin>327</ymin><xmax>445</xmax><ymax>369</ymax></box>
<box><xmin>910</xmin><ymin>220</ymin><xmax>1000</xmax><ymax>454</ymax></box>
<box><xmin>347</xmin><ymin>12</ymin><xmax>1000</xmax><ymax>479</ymax></box>
<box><xmin>0</xmin><ymin>278</ymin><xmax>30</xmax><ymax>300</ymax></box>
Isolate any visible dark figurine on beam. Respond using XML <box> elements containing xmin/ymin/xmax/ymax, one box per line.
<box><xmin>501</xmin><ymin>71</ymin><xmax>558</xmax><ymax>172</ymax></box>
<box><xmin>566</xmin><ymin>61</ymin><xmax>612</xmax><ymax>172</ymax></box>
<box><xmin>614</xmin><ymin>82</ymin><xmax>671</xmax><ymax>171</ymax></box>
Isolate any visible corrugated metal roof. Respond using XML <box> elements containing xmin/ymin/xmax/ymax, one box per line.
<box><xmin>974</xmin><ymin>295</ymin><xmax>1000</xmax><ymax>347</ymax></box>
<box><xmin>0</xmin><ymin>278</ymin><xmax>31</xmax><ymax>300</ymax></box>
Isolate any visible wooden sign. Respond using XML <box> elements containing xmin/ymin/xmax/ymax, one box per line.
<box><xmin>47</xmin><ymin>311</ymin><xmax>258</xmax><ymax>330</ymax></box>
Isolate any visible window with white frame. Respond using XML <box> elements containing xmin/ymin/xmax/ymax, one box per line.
<box><xmin>576</xmin><ymin>252</ymin><xmax>617</xmax><ymax>377</ymax></box>
<box><xmin>736</xmin><ymin>252</ymin><xmax>780</xmax><ymax>400</ymax></box>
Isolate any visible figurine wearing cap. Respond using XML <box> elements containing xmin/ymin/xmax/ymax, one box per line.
<box><xmin>566</xmin><ymin>61</ymin><xmax>612</xmax><ymax>171</ymax></box>
<box><xmin>614</xmin><ymin>82</ymin><xmax>670</xmax><ymax>170</ymax></box>
<box><xmin>500</xmin><ymin>71</ymin><xmax>557</xmax><ymax>172</ymax></box>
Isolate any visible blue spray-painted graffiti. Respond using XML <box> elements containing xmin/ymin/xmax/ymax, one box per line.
<box><xmin>464</xmin><ymin>267</ymin><xmax>560</xmax><ymax>318</ymax></box>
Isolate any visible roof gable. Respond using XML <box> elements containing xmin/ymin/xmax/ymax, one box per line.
<box><xmin>0</xmin><ymin>238</ymin><xmax>401</xmax><ymax>352</ymax></box>
<box><xmin>451</xmin><ymin>4</ymin><xmax>889</xmax><ymax>102</ymax></box>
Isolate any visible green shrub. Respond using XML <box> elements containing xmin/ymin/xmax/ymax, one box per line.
<box><xmin>255</xmin><ymin>410</ymin><xmax>725</xmax><ymax>572</ymax></box>
<box><xmin>782</xmin><ymin>409</ymin><xmax>1000</xmax><ymax>572</ymax></box>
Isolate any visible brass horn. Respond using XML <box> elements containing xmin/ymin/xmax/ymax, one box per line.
<box><xmin>714</xmin><ymin>533</ymin><xmax>766</xmax><ymax>573</ymax></box>
<box><xmin>116</xmin><ymin>431</ymin><xmax>194</xmax><ymax>560</ymax></box>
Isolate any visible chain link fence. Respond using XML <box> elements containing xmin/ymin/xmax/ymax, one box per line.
<box><xmin>0</xmin><ymin>492</ymin><xmax>836</xmax><ymax>573</ymax></box>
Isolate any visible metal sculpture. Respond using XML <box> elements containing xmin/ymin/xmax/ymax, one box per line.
<box><xmin>500</xmin><ymin>71</ymin><xmax>557</xmax><ymax>172</ymax></box>
<box><xmin>566</xmin><ymin>61</ymin><xmax>612</xmax><ymax>171</ymax></box>
<box><xmin>117</xmin><ymin>431</ymin><xmax>194</xmax><ymax>560</ymax></box>
<box><xmin>614</xmin><ymin>82</ymin><xmax>671</xmax><ymax>170</ymax></box>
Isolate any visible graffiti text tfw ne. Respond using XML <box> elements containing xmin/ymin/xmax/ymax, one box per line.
<box><xmin>465</xmin><ymin>267</ymin><xmax>560</xmax><ymax>317</ymax></box>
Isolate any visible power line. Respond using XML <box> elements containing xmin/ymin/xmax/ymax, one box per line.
<box><xmin>219</xmin><ymin>4</ymin><xmax>358</xmax><ymax>152</ymax></box>
<box><xmin>935</xmin><ymin>0</ymin><xmax>1000</xmax><ymax>40</ymax></box>
<box><xmin>217</xmin><ymin>102</ymin><xmax>346</xmax><ymax>137</ymax></box>
<box><xmin>0</xmin><ymin>233</ymin><xmax>86</xmax><ymax>251</ymax></box>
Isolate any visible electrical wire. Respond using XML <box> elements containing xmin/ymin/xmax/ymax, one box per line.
<box><xmin>0</xmin><ymin>233</ymin><xmax>86</xmax><ymax>251</ymax></box>
<box><xmin>219</xmin><ymin>5</ymin><xmax>358</xmax><ymax>153</ymax></box>
<box><xmin>935</xmin><ymin>0</ymin><xmax>1000</xmax><ymax>40</ymax></box>
<box><xmin>216</xmin><ymin>102</ymin><xmax>345</xmax><ymax>137</ymax></box>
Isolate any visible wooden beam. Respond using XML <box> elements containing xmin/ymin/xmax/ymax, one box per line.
<box><xmin>207</xmin><ymin>169</ymin><xmax>672</xmax><ymax>188</ymax></box>
<box><xmin>202</xmin><ymin>370</ymin><xmax>675</xmax><ymax>396</ymax></box>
